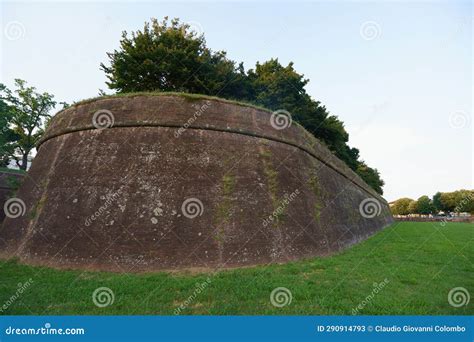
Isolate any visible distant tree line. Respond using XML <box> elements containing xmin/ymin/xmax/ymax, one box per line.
<box><xmin>101</xmin><ymin>17</ymin><xmax>385</xmax><ymax>194</ymax></box>
<box><xmin>390</xmin><ymin>190</ymin><xmax>474</xmax><ymax>216</ymax></box>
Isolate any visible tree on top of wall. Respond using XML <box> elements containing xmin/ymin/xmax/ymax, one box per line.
<box><xmin>101</xmin><ymin>17</ymin><xmax>386</xmax><ymax>194</ymax></box>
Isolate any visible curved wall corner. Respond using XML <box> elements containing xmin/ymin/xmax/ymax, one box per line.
<box><xmin>0</xmin><ymin>94</ymin><xmax>393</xmax><ymax>271</ymax></box>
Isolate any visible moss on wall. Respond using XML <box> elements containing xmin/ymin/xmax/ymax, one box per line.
<box><xmin>259</xmin><ymin>148</ymin><xmax>285</xmax><ymax>226</ymax></box>
<box><xmin>308</xmin><ymin>175</ymin><xmax>322</xmax><ymax>223</ymax></box>
<box><xmin>213</xmin><ymin>173</ymin><xmax>236</xmax><ymax>244</ymax></box>
<box><xmin>29</xmin><ymin>195</ymin><xmax>47</xmax><ymax>221</ymax></box>
<box><xmin>0</xmin><ymin>94</ymin><xmax>393</xmax><ymax>272</ymax></box>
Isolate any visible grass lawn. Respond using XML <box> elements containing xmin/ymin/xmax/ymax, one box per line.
<box><xmin>0</xmin><ymin>167</ymin><xmax>26</xmax><ymax>175</ymax></box>
<box><xmin>0</xmin><ymin>221</ymin><xmax>472</xmax><ymax>315</ymax></box>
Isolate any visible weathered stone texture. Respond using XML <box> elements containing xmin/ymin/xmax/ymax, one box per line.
<box><xmin>0</xmin><ymin>95</ymin><xmax>393</xmax><ymax>271</ymax></box>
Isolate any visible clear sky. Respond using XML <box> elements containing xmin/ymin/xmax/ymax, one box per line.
<box><xmin>1</xmin><ymin>0</ymin><xmax>472</xmax><ymax>201</ymax></box>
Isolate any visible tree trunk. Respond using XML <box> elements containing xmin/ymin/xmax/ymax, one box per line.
<box><xmin>20</xmin><ymin>151</ymin><xmax>29</xmax><ymax>170</ymax></box>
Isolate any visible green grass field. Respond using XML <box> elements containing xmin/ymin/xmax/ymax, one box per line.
<box><xmin>0</xmin><ymin>221</ymin><xmax>472</xmax><ymax>315</ymax></box>
<box><xmin>0</xmin><ymin>167</ymin><xmax>26</xmax><ymax>175</ymax></box>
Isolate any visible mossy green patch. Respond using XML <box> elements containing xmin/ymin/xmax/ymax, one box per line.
<box><xmin>29</xmin><ymin>196</ymin><xmax>46</xmax><ymax>221</ymax></box>
<box><xmin>222</xmin><ymin>174</ymin><xmax>235</xmax><ymax>197</ymax></box>
<box><xmin>308</xmin><ymin>175</ymin><xmax>322</xmax><ymax>223</ymax></box>
<box><xmin>213</xmin><ymin>173</ymin><xmax>236</xmax><ymax>243</ymax></box>
<box><xmin>259</xmin><ymin>149</ymin><xmax>285</xmax><ymax>225</ymax></box>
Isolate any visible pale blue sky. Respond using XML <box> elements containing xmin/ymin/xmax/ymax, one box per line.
<box><xmin>1</xmin><ymin>0</ymin><xmax>472</xmax><ymax>201</ymax></box>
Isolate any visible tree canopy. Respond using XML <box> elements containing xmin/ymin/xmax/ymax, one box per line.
<box><xmin>0</xmin><ymin>99</ymin><xmax>18</xmax><ymax>167</ymax></box>
<box><xmin>101</xmin><ymin>17</ymin><xmax>248</xmax><ymax>99</ymax></box>
<box><xmin>101</xmin><ymin>17</ymin><xmax>385</xmax><ymax>194</ymax></box>
<box><xmin>0</xmin><ymin>79</ymin><xmax>57</xmax><ymax>170</ymax></box>
<box><xmin>416</xmin><ymin>195</ymin><xmax>435</xmax><ymax>215</ymax></box>
<box><xmin>390</xmin><ymin>198</ymin><xmax>413</xmax><ymax>216</ymax></box>
<box><xmin>391</xmin><ymin>189</ymin><xmax>474</xmax><ymax>216</ymax></box>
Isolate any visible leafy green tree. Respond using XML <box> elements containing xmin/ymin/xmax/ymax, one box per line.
<box><xmin>355</xmin><ymin>161</ymin><xmax>384</xmax><ymax>195</ymax></box>
<box><xmin>391</xmin><ymin>198</ymin><xmax>413</xmax><ymax>215</ymax></box>
<box><xmin>453</xmin><ymin>189</ymin><xmax>474</xmax><ymax>213</ymax></box>
<box><xmin>408</xmin><ymin>200</ymin><xmax>418</xmax><ymax>214</ymax></box>
<box><xmin>246</xmin><ymin>59</ymin><xmax>310</xmax><ymax>111</ymax></box>
<box><xmin>0</xmin><ymin>79</ymin><xmax>57</xmax><ymax>170</ymax></box>
<box><xmin>102</xmin><ymin>17</ymin><xmax>386</xmax><ymax>194</ymax></box>
<box><xmin>416</xmin><ymin>195</ymin><xmax>435</xmax><ymax>215</ymax></box>
<box><xmin>0</xmin><ymin>99</ymin><xmax>18</xmax><ymax>167</ymax></box>
<box><xmin>432</xmin><ymin>192</ymin><xmax>443</xmax><ymax>212</ymax></box>
<box><xmin>100</xmin><ymin>17</ymin><xmax>246</xmax><ymax>99</ymax></box>
<box><xmin>246</xmin><ymin>60</ymin><xmax>358</xmax><ymax>167</ymax></box>
<box><xmin>431</xmin><ymin>190</ymin><xmax>474</xmax><ymax>214</ymax></box>
<box><xmin>244</xmin><ymin>59</ymin><xmax>385</xmax><ymax>193</ymax></box>
<box><xmin>440</xmin><ymin>192</ymin><xmax>456</xmax><ymax>213</ymax></box>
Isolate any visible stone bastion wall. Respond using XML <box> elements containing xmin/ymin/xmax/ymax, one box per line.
<box><xmin>0</xmin><ymin>94</ymin><xmax>393</xmax><ymax>272</ymax></box>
